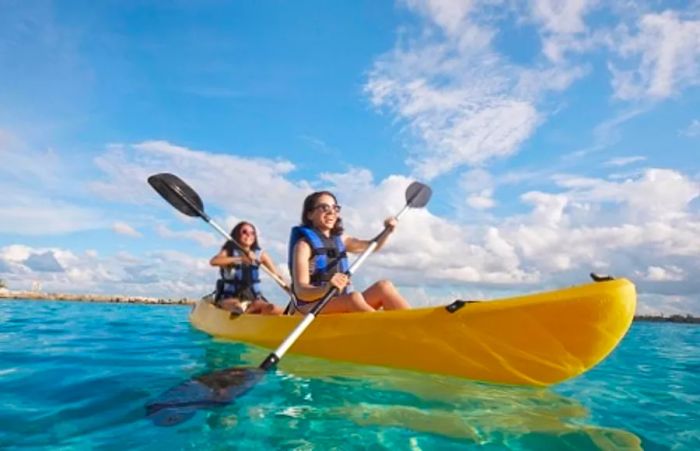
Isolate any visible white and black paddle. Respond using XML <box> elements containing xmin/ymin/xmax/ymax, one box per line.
<box><xmin>145</xmin><ymin>180</ymin><xmax>432</xmax><ymax>426</ymax></box>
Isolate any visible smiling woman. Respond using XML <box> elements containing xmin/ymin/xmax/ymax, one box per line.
<box><xmin>209</xmin><ymin>221</ymin><xmax>284</xmax><ymax>316</ymax></box>
<box><xmin>288</xmin><ymin>190</ymin><xmax>411</xmax><ymax>314</ymax></box>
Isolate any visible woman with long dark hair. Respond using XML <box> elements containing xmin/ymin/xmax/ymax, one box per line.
<box><xmin>210</xmin><ymin>221</ymin><xmax>283</xmax><ymax>315</ymax></box>
<box><xmin>288</xmin><ymin>191</ymin><xmax>410</xmax><ymax>314</ymax></box>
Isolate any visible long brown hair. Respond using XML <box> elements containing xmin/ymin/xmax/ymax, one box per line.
<box><xmin>301</xmin><ymin>191</ymin><xmax>344</xmax><ymax>236</ymax></box>
<box><xmin>228</xmin><ymin>221</ymin><xmax>261</xmax><ymax>251</ymax></box>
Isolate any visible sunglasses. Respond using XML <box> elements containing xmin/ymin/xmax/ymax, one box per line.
<box><xmin>240</xmin><ymin>228</ymin><xmax>256</xmax><ymax>236</ymax></box>
<box><xmin>312</xmin><ymin>203</ymin><xmax>342</xmax><ymax>214</ymax></box>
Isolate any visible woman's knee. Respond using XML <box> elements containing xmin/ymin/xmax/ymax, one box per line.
<box><xmin>375</xmin><ymin>279</ymin><xmax>395</xmax><ymax>293</ymax></box>
<box><xmin>262</xmin><ymin>303</ymin><xmax>281</xmax><ymax>315</ymax></box>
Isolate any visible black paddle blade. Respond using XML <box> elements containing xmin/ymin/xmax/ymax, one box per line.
<box><xmin>147</xmin><ymin>173</ymin><xmax>205</xmax><ymax>218</ymax></box>
<box><xmin>405</xmin><ymin>181</ymin><xmax>432</xmax><ymax>208</ymax></box>
<box><xmin>145</xmin><ymin>367</ymin><xmax>265</xmax><ymax>427</ymax></box>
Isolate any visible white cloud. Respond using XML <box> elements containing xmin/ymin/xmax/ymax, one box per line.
<box><xmin>499</xmin><ymin>169</ymin><xmax>700</xmax><ymax>303</ymax></box>
<box><xmin>365</xmin><ymin>1</ymin><xmax>594</xmax><ymax>179</ymax></box>
<box><xmin>3</xmin><ymin>152</ymin><xmax>700</xmax><ymax>314</ymax></box>
<box><xmin>112</xmin><ymin>221</ymin><xmax>142</xmax><ymax>238</ymax></box>
<box><xmin>532</xmin><ymin>0</ymin><xmax>594</xmax><ymax>34</ymax></box>
<box><xmin>0</xmin><ymin>245</ymin><xmax>33</xmax><ymax>263</ymax></box>
<box><xmin>604</xmin><ymin>156</ymin><xmax>646</xmax><ymax>167</ymax></box>
<box><xmin>403</xmin><ymin>0</ymin><xmax>479</xmax><ymax>41</ymax></box>
<box><xmin>0</xmin><ymin>244</ymin><xmax>213</xmax><ymax>300</ymax></box>
<box><xmin>527</xmin><ymin>0</ymin><xmax>604</xmax><ymax>63</ymax></box>
<box><xmin>638</xmin><ymin>265</ymin><xmax>685</xmax><ymax>282</ymax></box>
<box><xmin>680</xmin><ymin>119</ymin><xmax>700</xmax><ymax>137</ymax></box>
<box><xmin>3</xmin><ymin>131</ymin><xmax>699</xmax><ymax>314</ymax></box>
<box><xmin>89</xmin><ymin>141</ymin><xmax>309</xmax><ymax>256</ymax></box>
<box><xmin>554</xmin><ymin>168</ymin><xmax>699</xmax><ymax>222</ymax></box>
<box><xmin>609</xmin><ymin>11</ymin><xmax>700</xmax><ymax>100</ymax></box>
<box><xmin>467</xmin><ymin>191</ymin><xmax>495</xmax><ymax>209</ymax></box>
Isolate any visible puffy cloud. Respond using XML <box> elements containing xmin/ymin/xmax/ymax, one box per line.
<box><xmin>638</xmin><ymin>265</ymin><xmax>685</xmax><ymax>282</ymax></box>
<box><xmin>553</xmin><ymin>169</ymin><xmax>699</xmax><ymax>222</ymax></box>
<box><xmin>0</xmin><ymin>244</ymin><xmax>213</xmax><ymax>300</ymax></box>
<box><xmin>3</xmin><ymin>164</ymin><xmax>700</xmax><ymax>314</ymax></box>
<box><xmin>89</xmin><ymin>141</ymin><xmax>309</xmax><ymax>257</ymax></box>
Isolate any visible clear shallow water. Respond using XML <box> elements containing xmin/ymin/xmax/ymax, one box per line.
<box><xmin>0</xmin><ymin>300</ymin><xmax>697</xmax><ymax>450</ymax></box>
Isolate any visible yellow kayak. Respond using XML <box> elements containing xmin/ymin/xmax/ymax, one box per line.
<box><xmin>189</xmin><ymin>278</ymin><xmax>636</xmax><ymax>386</ymax></box>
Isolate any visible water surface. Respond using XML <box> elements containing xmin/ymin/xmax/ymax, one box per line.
<box><xmin>0</xmin><ymin>300</ymin><xmax>697</xmax><ymax>449</ymax></box>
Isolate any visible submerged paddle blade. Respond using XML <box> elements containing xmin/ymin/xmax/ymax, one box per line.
<box><xmin>405</xmin><ymin>181</ymin><xmax>432</xmax><ymax>209</ymax></box>
<box><xmin>147</xmin><ymin>173</ymin><xmax>205</xmax><ymax>218</ymax></box>
<box><xmin>145</xmin><ymin>367</ymin><xmax>265</xmax><ymax>427</ymax></box>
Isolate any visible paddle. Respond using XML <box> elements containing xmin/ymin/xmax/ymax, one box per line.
<box><xmin>145</xmin><ymin>181</ymin><xmax>432</xmax><ymax>426</ymax></box>
<box><xmin>147</xmin><ymin>173</ymin><xmax>292</xmax><ymax>295</ymax></box>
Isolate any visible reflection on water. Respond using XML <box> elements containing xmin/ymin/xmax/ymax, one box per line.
<box><xmin>198</xmin><ymin>339</ymin><xmax>642</xmax><ymax>449</ymax></box>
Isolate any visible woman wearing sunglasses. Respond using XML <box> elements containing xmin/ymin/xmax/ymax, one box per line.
<box><xmin>288</xmin><ymin>191</ymin><xmax>410</xmax><ymax>314</ymax></box>
<box><xmin>210</xmin><ymin>221</ymin><xmax>284</xmax><ymax>315</ymax></box>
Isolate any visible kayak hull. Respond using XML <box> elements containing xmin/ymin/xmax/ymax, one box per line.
<box><xmin>189</xmin><ymin>278</ymin><xmax>636</xmax><ymax>386</ymax></box>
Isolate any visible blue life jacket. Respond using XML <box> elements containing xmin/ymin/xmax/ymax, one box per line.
<box><xmin>288</xmin><ymin>226</ymin><xmax>350</xmax><ymax>298</ymax></box>
<box><xmin>215</xmin><ymin>243</ymin><xmax>262</xmax><ymax>301</ymax></box>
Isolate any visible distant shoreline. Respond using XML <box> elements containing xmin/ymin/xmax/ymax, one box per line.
<box><xmin>0</xmin><ymin>289</ymin><xmax>195</xmax><ymax>305</ymax></box>
<box><xmin>633</xmin><ymin>315</ymin><xmax>699</xmax><ymax>324</ymax></box>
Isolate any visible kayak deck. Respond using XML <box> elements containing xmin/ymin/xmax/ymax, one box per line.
<box><xmin>189</xmin><ymin>278</ymin><xmax>636</xmax><ymax>386</ymax></box>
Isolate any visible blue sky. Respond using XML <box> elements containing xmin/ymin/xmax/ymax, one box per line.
<box><xmin>1</xmin><ymin>0</ymin><xmax>699</xmax><ymax>314</ymax></box>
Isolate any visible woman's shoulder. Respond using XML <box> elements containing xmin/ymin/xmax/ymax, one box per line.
<box><xmin>293</xmin><ymin>238</ymin><xmax>312</xmax><ymax>253</ymax></box>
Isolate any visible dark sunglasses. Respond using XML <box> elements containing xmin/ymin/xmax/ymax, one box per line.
<box><xmin>312</xmin><ymin>203</ymin><xmax>342</xmax><ymax>214</ymax></box>
<box><xmin>240</xmin><ymin>228</ymin><xmax>256</xmax><ymax>236</ymax></box>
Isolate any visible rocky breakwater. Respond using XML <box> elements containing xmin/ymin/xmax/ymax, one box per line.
<box><xmin>0</xmin><ymin>289</ymin><xmax>195</xmax><ymax>305</ymax></box>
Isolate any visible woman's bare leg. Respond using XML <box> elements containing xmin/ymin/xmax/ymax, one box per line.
<box><xmin>295</xmin><ymin>291</ymin><xmax>375</xmax><ymax>315</ymax></box>
<box><xmin>247</xmin><ymin>299</ymin><xmax>283</xmax><ymax>315</ymax></box>
<box><xmin>218</xmin><ymin>297</ymin><xmax>246</xmax><ymax>314</ymax></box>
<box><xmin>363</xmin><ymin>280</ymin><xmax>410</xmax><ymax>310</ymax></box>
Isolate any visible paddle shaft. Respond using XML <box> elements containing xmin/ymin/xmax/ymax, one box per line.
<box><xmin>164</xmin><ymin>181</ymin><xmax>291</xmax><ymax>293</ymax></box>
<box><xmin>259</xmin><ymin>202</ymin><xmax>413</xmax><ymax>370</ymax></box>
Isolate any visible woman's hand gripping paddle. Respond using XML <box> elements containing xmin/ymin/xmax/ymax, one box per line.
<box><xmin>144</xmin><ymin>181</ymin><xmax>431</xmax><ymax>426</ymax></box>
<box><xmin>147</xmin><ymin>173</ymin><xmax>292</xmax><ymax>295</ymax></box>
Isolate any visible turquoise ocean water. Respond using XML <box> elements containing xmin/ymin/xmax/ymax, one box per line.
<box><xmin>0</xmin><ymin>299</ymin><xmax>698</xmax><ymax>450</ymax></box>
